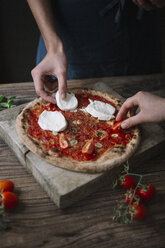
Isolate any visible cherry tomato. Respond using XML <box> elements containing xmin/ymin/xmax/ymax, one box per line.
<box><xmin>0</xmin><ymin>192</ymin><xmax>19</xmax><ymax>210</ymax></box>
<box><xmin>124</xmin><ymin>190</ymin><xmax>141</xmax><ymax>204</ymax></box>
<box><xmin>59</xmin><ymin>133</ymin><xmax>70</xmax><ymax>149</ymax></box>
<box><xmin>111</xmin><ymin>120</ymin><xmax>123</xmax><ymax>131</ymax></box>
<box><xmin>119</xmin><ymin>175</ymin><xmax>136</xmax><ymax>190</ymax></box>
<box><xmin>129</xmin><ymin>203</ymin><xmax>147</xmax><ymax>220</ymax></box>
<box><xmin>137</xmin><ymin>184</ymin><xmax>155</xmax><ymax>201</ymax></box>
<box><xmin>82</xmin><ymin>138</ymin><xmax>95</xmax><ymax>154</ymax></box>
<box><xmin>0</xmin><ymin>180</ymin><xmax>14</xmax><ymax>192</ymax></box>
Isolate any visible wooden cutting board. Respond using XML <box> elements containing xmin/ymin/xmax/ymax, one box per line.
<box><xmin>0</xmin><ymin>82</ymin><xmax>165</xmax><ymax>208</ymax></box>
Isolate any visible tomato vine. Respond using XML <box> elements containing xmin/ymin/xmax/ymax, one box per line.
<box><xmin>113</xmin><ymin>161</ymin><xmax>157</xmax><ymax>224</ymax></box>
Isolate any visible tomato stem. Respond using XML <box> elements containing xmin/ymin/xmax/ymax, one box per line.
<box><xmin>112</xmin><ymin>161</ymin><xmax>159</xmax><ymax>224</ymax></box>
<box><xmin>124</xmin><ymin>175</ymin><xmax>142</xmax><ymax>217</ymax></box>
<box><xmin>113</xmin><ymin>161</ymin><xmax>159</xmax><ymax>224</ymax></box>
<box><xmin>0</xmin><ymin>194</ymin><xmax>7</xmax><ymax>230</ymax></box>
<box><xmin>126</xmin><ymin>172</ymin><xmax>160</xmax><ymax>178</ymax></box>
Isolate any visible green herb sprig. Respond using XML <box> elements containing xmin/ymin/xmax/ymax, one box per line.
<box><xmin>0</xmin><ymin>95</ymin><xmax>16</xmax><ymax>110</ymax></box>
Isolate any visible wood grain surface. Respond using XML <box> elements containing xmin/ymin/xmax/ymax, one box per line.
<box><xmin>0</xmin><ymin>74</ymin><xmax>165</xmax><ymax>248</ymax></box>
<box><xmin>1</xmin><ymin>82</ymin><xmax>165</xmax><ymax>209</ymax></box>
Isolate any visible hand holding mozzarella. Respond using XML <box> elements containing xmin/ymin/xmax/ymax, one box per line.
<box><xmin>31</xmin><ymin>43</ymin><xmax>68</xmax><ymax>104</ymax></box>
<box><xmin>116</xmin><ymin>91</ymin><xmax>165</xmax><ymax>129</ymax></box>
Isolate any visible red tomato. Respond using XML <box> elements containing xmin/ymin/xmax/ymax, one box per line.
<box><xmin>0</xmin><ymin>192</ymin><xmax>19</xmax><ymax>210</ymax></box>
<box><xmin>137</xmin><ymin>184</ymin><xmax>155</xmax><ymax>201</ymax></box>
<box><xmin>82</xmin><ymin>138</ymin><xmax>95</xmax><ymax>154</ymax></box>
<box><xmin>59</xmin><ymin>133</ymin><xmax>70</xmax><ymax>149</ymax></box>
<box><xmin>0</xmin><ymin>180</ymin><xmax>14</xmax><ymax>192</ymax></box>
<box><xmin>119</xmin><ymin>175</ymin><xmax>136</xmax><ymax>190</ymax></box>
<box><xmin>129</xmin><ymin>203</ymin><xmax>147</xmax><ymax>220</ymax></box>
<box><xmin>111</xmin><ymin>120</ymin><xmax>123</xmax><ymax>131</ymax></box>
<box><xmin>124</xmin><ymin>190</ymin><xmax>141</xmax><ymax>204</ymax></box>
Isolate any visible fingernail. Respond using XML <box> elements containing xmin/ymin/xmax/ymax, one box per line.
<box><xmin>121</xmin><ymin>121</ymin><xmax>128</xmax><ymax>129</ymax></box>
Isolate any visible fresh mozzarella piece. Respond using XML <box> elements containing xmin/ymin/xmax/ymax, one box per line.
<box><xmin>38</xmin><ymin>110</ymin><xmax>67</xmax><ymax>132</ymax></box>
<box><xmin>55</xmin><ymin>90</ymin><xmax>78</xmax><ymax>111</ymax></box>
<box><xmin>85</xmin><ymin>99</ymin><xmax>115</xmax><ymax>121</ymax></box>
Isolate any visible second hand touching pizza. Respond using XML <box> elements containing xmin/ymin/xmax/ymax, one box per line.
<box><xmin>16</xmin><ymin>88</ymin><xmax>140</xmax><ymax>173</ymax></box>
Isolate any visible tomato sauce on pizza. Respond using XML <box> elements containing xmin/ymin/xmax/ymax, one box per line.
<box><xmin>27</xmin><ymin>93</ymin><xmax>133</xmax><ymax>162</ymax></box>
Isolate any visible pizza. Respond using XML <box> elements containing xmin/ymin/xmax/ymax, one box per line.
<box><xmin>16</xmin><ymin>88</ymin><xmax>140</xmax><ymax>173</ymax></box>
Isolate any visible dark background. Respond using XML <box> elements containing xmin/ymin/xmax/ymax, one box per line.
<box><xmin>0</xmin><ymin>0</ymin><xmax>39</xmax><ymax>83</ymax></box>
<box><xmin>0</xmin><ymin>0</ymin><xmax>165</xmax><ymax>84</ymax></box>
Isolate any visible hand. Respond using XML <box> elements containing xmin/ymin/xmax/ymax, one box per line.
<box><xmin>132</xmin><ymin>0</ymin><xmax>165</xmax><ymax>11</ymax></box>
<box><xmin>31</xmin><ymin>42</ymin><xmax>68</xmax><ymax>104</ymax></box>
<box><xmin>116</xmin><ymin>91</ymin><xmax>165</xmax><ymax>129</ymax></box>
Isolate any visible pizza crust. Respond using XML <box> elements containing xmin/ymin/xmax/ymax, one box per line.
<box><xmin>16</xmin><ymin>88</ymin><xmax>140</xmax><ymax>173</ymax></box>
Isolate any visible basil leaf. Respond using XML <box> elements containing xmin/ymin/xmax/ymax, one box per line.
<box><xmin>0</xmin><ymin>102</ymin><xmax>9</xmax><ymax>108</ymax></box>
<box><xmin>10</xmin><ymin>104</ymin><xmax>16</xmax><ymax>108</ymax></box>
<box><xmin>7</xmin><ymin>96</ymin><xmax>16</xmax><ymax>104</ymax></box>
<box><xmin>0</xmin><ymin>95</ymin><xmax>16</xmax><ymax>111</ymax></box>
<box><xmin>8</xmin><ymin>102</ymin><xmax>12</xmax><ymax>108</ymax></box>
<box><xmin>0</xmin><ymin>95</ymin><xmax>4</xmax><ymax>103</ymax></box>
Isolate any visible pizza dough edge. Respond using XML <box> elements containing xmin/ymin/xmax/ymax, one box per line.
<box><xmin>15</xmin><ymin>88</ymin><xmax>140</xmax><ymax>173</ymax></box>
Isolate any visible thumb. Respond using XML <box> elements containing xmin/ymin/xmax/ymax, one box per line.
<box><xmin>121</xmin><ymin>113</ymin><xmax>143</xmax><ymax>129</ymax></box>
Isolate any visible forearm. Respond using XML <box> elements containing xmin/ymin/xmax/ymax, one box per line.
<box><xmin>27</xmin><ymin>0</ymin><xmax>62</xmax><ymax>52</ymax></box>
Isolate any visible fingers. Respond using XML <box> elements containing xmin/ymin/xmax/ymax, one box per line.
<box><xmin>32</xmin><ymin>67</ymin><xmax>67</xmax><ymax>102</ymax></box>
<box><xmin>121</xmin><ymin>113</ymin><xmax>144</xmax><ymax>129</ymax></box>
<box><xmin>32</xmin><ymin>69</ymin><xmax>56</xmax><ymax>104</ymax></box>
<box><xmin>116</xmin><ymin>96</ymin><xmax>139</xmax><ymax>121</ymax></box>
<box><xmin>130</xmin><ymin>106</ymin><xmax>138</xmax><ymax>117</ymax></box>
<box><xmin>32</xmin><ymin>44</ymin><xmax>68</xmax><ymax>102</ymax></box>
<box><xmin>43</xmin><ymin>75</ymin><xmax>58</xmax><ymax>92</ymax></box>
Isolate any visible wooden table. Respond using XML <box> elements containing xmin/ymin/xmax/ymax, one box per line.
<box><xmin>0</xmin><ymin>74</ymin><xmax>165</xmax><ymax>248</ymax></box>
